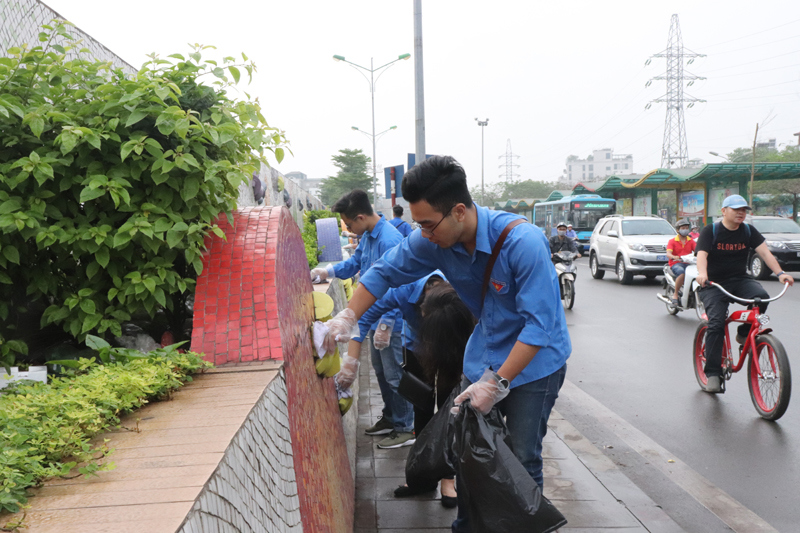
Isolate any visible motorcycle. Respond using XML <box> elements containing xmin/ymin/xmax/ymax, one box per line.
<box><xmin>553</xmin><ymin>251</ymin><xmax>578</xmax><ymax>310</ymax></box>
<box><xmin>656</xmin><ymin>254</ymin><xmax>706</xmax><ymax>320</ymax></box>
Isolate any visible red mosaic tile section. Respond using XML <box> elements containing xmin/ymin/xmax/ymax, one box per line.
<box><xmin>191</xmin><ymin>206</ymin><xmax>354</xmax><ymax>532</ymax></box>
<box><xmin>191</xmin><ymin>207</ymin><xmax>282</xmax><ymax>365</ymax></box>
<box><xmin>275</xmin><ymin>207</ymin><xmax>355</xmax><ymax>533</ymax></box>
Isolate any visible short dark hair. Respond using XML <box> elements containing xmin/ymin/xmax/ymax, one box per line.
<box><xmin>331</xmin><ymin>189</ymin><xmax>373</xmax><ymax>219</ymax></box>
<box><xmin>392</xmin><ymin>205</ymin><xmax>404</xmax><ymax>217</ymax></box>
<box><xmin>401</xmin><ymin>155</ymin><xmax>473</xmax><ymax>213</ymax></box>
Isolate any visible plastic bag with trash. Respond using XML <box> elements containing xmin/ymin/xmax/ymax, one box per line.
<box><xmin>404</xmin><ymin>388</ymin><xmax>458</xmax><ymax>490</ymax></box>
<box><xmin>450</xmin><ymin>402</ymin><xmax>567</xmax><ymax>533</ymax></box>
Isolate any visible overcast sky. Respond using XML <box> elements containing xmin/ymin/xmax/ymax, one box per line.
<box><xmin>44</xmin><ymin>1</ymin><xmax>800</xmax><ymax>194</ymax></box>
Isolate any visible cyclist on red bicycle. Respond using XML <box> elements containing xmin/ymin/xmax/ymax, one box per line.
<box><xmin>696</xmin><ymin>195</ymin><xmax>794</xmax><ymax>393</ymax></box>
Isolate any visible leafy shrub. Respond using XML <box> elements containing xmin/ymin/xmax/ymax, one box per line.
<box><xmin>0</xmin><ymin>339</ymin><xmax>211</xmax><ymax>514</ymax></box>
<box><xmin>302</xmin><ymin>210</ymin><xmax>340</xmax><ymax>269</ymax></box>
<box><xmin>0</xmin><ymin>22</ymin><xmax>287</xmax><ymax>360</ymax></box>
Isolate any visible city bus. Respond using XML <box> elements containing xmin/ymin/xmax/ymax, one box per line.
<box><xmin>532</xmin><ymin>194</ymin><xmax>617</xmax><ymax>252</ymax></box>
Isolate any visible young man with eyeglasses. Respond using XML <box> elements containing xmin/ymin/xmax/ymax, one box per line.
<box><xmin>323</xmin><ymin>156</ymin><xmax>570</xmax><ymax>531</ymax></box>
<box><xmin>310</xmin><ymin>190</ymin><xmax>416</xmax><ymax>448</ymax></box>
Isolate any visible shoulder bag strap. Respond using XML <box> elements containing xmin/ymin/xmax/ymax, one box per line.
<box><xmin>482</xmin><ymin>218</ymin><xmax>526</xmax><ymax>306</ymax></box>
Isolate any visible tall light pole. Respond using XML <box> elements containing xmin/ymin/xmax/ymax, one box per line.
<box><xmin>475</xmin><ymin>118</ymin><xmax>489</xmax><ymax>205</ymax></box>
<box><xmin>413</xmin><ymin>0</ymin><xmax>426</xmax><ymax>169</ymax></box>
<box><xmin>333</xmin><ymin>53</ymin><xmax>411</xmax><ymax>206</ymax></box>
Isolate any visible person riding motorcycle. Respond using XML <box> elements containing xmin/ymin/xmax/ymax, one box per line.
<box><xmin>666</xmin><ymin>218</ymin><xmax>696</xmax><ymax>307</ymax></box>
<box><xmin>549</xmin><ymin>222</ymin><xmax>579</xmax><ymax>259</ymax></box>
<box><xmin>696</xmin><ymin>195</ymin><xmax>794</xmax><ymax>393</ymax></box>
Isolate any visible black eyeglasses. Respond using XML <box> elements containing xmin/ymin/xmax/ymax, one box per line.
<box><xmin>418</xmin><ymin>205</ymin><xmax>454</xmax><ymax>236</ymax></box>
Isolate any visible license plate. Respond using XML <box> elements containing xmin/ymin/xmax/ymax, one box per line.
<box><xmin>797</xmin><ymin>252</ymin><xmax>800</xmax><ymax>257</ymax></box>
<box><xmin>657</xmin><ymin>255</ymin><xmax>667</xmax><ymax>261</ymax></box>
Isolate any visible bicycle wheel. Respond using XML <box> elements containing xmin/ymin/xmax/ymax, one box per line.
<box><xmin>563</xmin><ymin>279</ymin><xmax>575</xmax><ymax>310</ymax></box>
<box><xmin>693</xmin><ymin>321</ymin><xmax>709</xmax><ymax>389</ymax></box>
<box><xmin>748</xmin><ymin>334</ymin><xmax>792</xmax><ymax>421</ymax></box>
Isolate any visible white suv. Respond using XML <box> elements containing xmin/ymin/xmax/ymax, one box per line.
<box><xmin>589</xmin><ymin>215</ymin><xmax>677</xmax><ymax>284</ymax></box>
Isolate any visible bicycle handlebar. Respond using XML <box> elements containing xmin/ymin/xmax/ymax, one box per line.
<box><xmin>708</xmin><ymin>281</ymin><xmax>790</xmax><ymax>304</ymax></box>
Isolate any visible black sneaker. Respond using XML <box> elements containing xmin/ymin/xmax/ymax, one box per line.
<box><xmin>365</xmin><ymin>416</ymin><xmax>393</xmax><ymax>436</ymax></box>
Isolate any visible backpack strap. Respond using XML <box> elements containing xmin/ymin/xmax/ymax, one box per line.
<box><xmin>712</xmin><ymin>221</ymin><xmax>750</xmax><ymax>248</ymax></box>
<box><xmin>482</xmin><ymin>219</ymin><xmax>526</xmax><ymax>307</ymax></box>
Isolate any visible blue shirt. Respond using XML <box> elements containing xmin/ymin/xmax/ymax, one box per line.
<box><xmin>354</xmin><ymin>271</ymin><xmax>446</xmax><ymax>348</ymax></box>
<box><xmin>333</xmin><ymin>214</ymin><xmax>403</xmax><ymax>332</ymax></box>
<box><xmin>390</xmin><ymin>216</ymin><xmax>413</xmax><ymax>238</ymax></box>
<box><xmin>359</xmin><ymin>206</ymin><xmax>571</xmax><ymax>388</ymax></box>
<box><xmin>566</xmin><ymin>229</ymin><xmax>577</xmax><ymax>239</ymax></box>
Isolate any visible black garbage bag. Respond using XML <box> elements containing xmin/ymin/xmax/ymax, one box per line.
<box><xmin>450</xmin><ymin>402</ymin><xmax>567</xmax><ymax>533</ymax></box>
<box><xmin>405</xmin><ymin>388</ymin><xmax>459</xmax><ymax>489</ymax></box>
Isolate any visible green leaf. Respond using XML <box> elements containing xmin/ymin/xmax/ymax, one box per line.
<box><xmin>181</xmin><ymin>177</ymin><xmax>200</xmax><ymax>201</ymax></box>
<box><xmin>85</xmin><ymin>334</ymin><xmax>111</xmax><ymax>350</ymax></box>
<box><xmin>154</xmin><ymin>287</ymin><xmax>167</xmax><ymax>307</ymax></box>
<box><xmin>113</xmin><ymin>231</ymin><xmax>133</xmax><ymax>248</ymax></box>
<box><xmin>86</xmin><ymin>261</ymin><xmax>100</xmax><ymax>279</ymax></box>
<box><xmin>81</xmin><ymin>313</ymin><xmax>102</xmax><ymax>334</ymax></box>
<box><xmin>275</xmin><ymin>147</ymin><xmax>285</xmax><ymax>163</ymax></box>
<box><xmin>125</xmin><ymin>109</ymin><xmax>147</xmax><ymax>127</ymax></box>
<box><xmin>80</xmin><ymin>187</ymin><xmax>105</xmax><ymax>203</ymax></box>
<box><xmin>228</xmin><ymin>66</ymin><xmax>241</xmax><ymax>83</ymax></box>
<box><xmin>3</xmin><ymin>245</ymin><xmax>20</xmax><ymax>265</ymax></box>
<box><xmin>95</xmin><ymin>247</ymin><xmax>110</xmax><ymax>268</ymax></box>
<box><xmin>0</xmin><ymin>200</ymin><xmax>21</xmax><ymax>215</ymax></box>
<box><xmin>0</xmin><ymin>272</ymin><xmax>12</xmax><ymax>284</ymax></box>
<box><xmin>143</xmin><ymin>277</ymin><xmax>156</xmax><ymax>293</ymax></box>
<box><xmin>59</xmin><ymin>131</ymin><xmax>78</xmax><ymax>154</ymax></box>
<box><xmin>80</xmin><ymin>299</ymin><xmax>96</xmax><ymax>315</ymax></box>
<box><xmin>29</xmin><ymin>117</ymin><xmax>45</xmax><ymax>138</ymax></box>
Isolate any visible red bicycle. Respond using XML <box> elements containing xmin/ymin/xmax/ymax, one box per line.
<box><xmin>693</xmin><ymin>281</ymin><xmax>792</xmax><ymax>421</ymax></box>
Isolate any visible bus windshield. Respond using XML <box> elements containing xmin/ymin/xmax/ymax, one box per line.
<box><xmin>571</xmin><ymin>208</ymin><xmax>613</xmax><ymax>231</ymax></box>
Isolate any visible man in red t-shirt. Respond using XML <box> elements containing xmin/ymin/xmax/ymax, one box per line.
<box><xmin>666</xmin><ymin>219</ymin><xmax>697</xmax><ymax>306</ymax></box>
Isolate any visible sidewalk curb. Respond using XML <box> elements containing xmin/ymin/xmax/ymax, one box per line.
<box><xmin>556</xmin><ymin>379</ymin><xmax>778</xmax><ymax>533</ymax></box>
<box><xmin>549</xmin><ymin>413</ymin><xmax>686</xmax><ymax>533</ymax></box>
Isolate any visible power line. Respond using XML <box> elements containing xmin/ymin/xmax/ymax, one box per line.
<box><xmin>703</xmin><ymin>79</ymin><xmax>800</xmax><ymax>97</ymax></box>
<box><xmin>700</xmin><ymin>48</ymin><xmax>800</xmax><ymax>74</ymax></box>
<box><xmin>697</xmin><ymin>17</ymin><xmax>800</xmax><ymax>49</ymax></box>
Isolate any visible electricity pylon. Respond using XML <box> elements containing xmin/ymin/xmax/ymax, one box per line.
<box><xmin>498</xmin><ymin>139</ymin><xmax>520</xmax><ymax>182</ymax></box>
<box><xmin>646</xmin><ymin>14</ymin><xmax>705</xmax><ymax>169</ymax></box>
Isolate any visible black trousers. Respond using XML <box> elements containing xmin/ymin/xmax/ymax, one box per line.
<box><xmin>699</xmin><ymin>277</ymin><xmax>769</xmax><ymax>377</ymax></box>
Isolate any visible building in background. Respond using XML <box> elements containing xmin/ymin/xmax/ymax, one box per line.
<box><xmin>563</xmin><ymin>149</ymin><xmax>633</xmax><ymax>186</ymax></box>
<box><xmin>285</xmin><ymin>171</ymin><xmax>322</xmax><ymax>198</ymax></box>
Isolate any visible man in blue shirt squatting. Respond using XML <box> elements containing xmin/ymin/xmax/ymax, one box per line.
<box><xmin>309</xmin><ymin>190</ymin><xmax>416</xmax><ymax>449</ymax></box>
<box><xmin>323</xmin><ymin>156</ymin><xmax>571</xmax><ymax>531</ymax></box>
<box><xmin>390</xmin><ymin>204</ymin><xmax>413</xmax><ymax>237</ymax></box>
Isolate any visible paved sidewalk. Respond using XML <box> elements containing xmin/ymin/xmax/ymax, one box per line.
<box><xmin>354</xmin><ymin>362</ymin><xmax>686</xmax><ymax>532</ymax></box>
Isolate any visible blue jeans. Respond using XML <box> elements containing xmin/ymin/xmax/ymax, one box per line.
<box><xmin>671</xmin><ymin>262</ymin><xmax>689</xmax><ymax>277</ymax></box>
<box><xmin>452</xmin><ymin>364</ymin><xmax>567</xmax><ymax>533</ymax></box>
<box><xmin>369</xmin><ymin>331</ymin><xmax>414</xmax><ymax>433</ymax></box>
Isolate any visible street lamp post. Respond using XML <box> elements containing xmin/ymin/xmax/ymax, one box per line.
<box><xmin>475</xmin><ymin>118</ymin><xmax>489</xmax><ymax>205</ymax></box>
<box><xmin>334</xmin><ymin>53</ymin><xmax>410</xmax><ymax>207</ymax></box>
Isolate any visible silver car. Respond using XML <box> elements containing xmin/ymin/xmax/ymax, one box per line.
<box><xmin>589</xmin><ymin>214</ymin><xmax>677</xmax><ymax>284</ymax></box>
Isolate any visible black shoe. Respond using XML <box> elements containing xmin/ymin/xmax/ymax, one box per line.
<box><xmin>705</xmin><ymin>375</ymin><xmax>723</xmax><ymax>393</ymax></box>
<box><xmin>394</xmin><ymin>484</ymin><xmax>437</xmax><ymax>497</ymax></box>
<box><xmin>441</xmin><ymin>495</ymin><xmax>458</xmax><ymax>508</ymax></box>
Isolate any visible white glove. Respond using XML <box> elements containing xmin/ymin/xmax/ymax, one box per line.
<box><xmin>310</xmin><ymin>267</ymin><xmax>328</xmax><ymax>284</ymax></box>
<box><xmin>372</xmin><ymin>318</ymin><xmax>395</xmax><ymax>350</ymax></box>
<box><xmin>334</xmin><ymin>354</ymin><xmax>360</xmax><ymax>390</ymax></box>
<box><xmin>452</xmin><ymin>368</ymin><xmax>510</xmax><ymax>415</ymax></box>
<box><xmin>323</xmin><ymin>308</ymin><xmax>358</xmax><ymax>354</ymax></box>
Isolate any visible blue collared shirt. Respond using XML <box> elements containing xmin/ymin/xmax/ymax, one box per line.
<box><xmin>359</xmin><ymin>205</ymin><xmax>571</xmax><ymax>387</ymax></box>
<box><xmin>389</xmin><ymin>216</ymin><xmax>413</xmax><ymax>238</ymax></box>
<box><xmin>354</xmin><ymin>271</ymin><xmax>445</xmax><ymax>348</ymax></box>
<box><xmin>333</xmin><ymin>214</ymin><xmax>403</xmax><ymax>332</ymax></box>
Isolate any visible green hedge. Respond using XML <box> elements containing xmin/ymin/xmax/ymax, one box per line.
<box><xmin>0</xmin><ymin>342</ymin><xmax>211</xmax><ymax>514</ymax></box>
<box><xmin>302</xmin><ymin>209</ymin><xmax>340</xmax><ymax>269</ymax></box>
